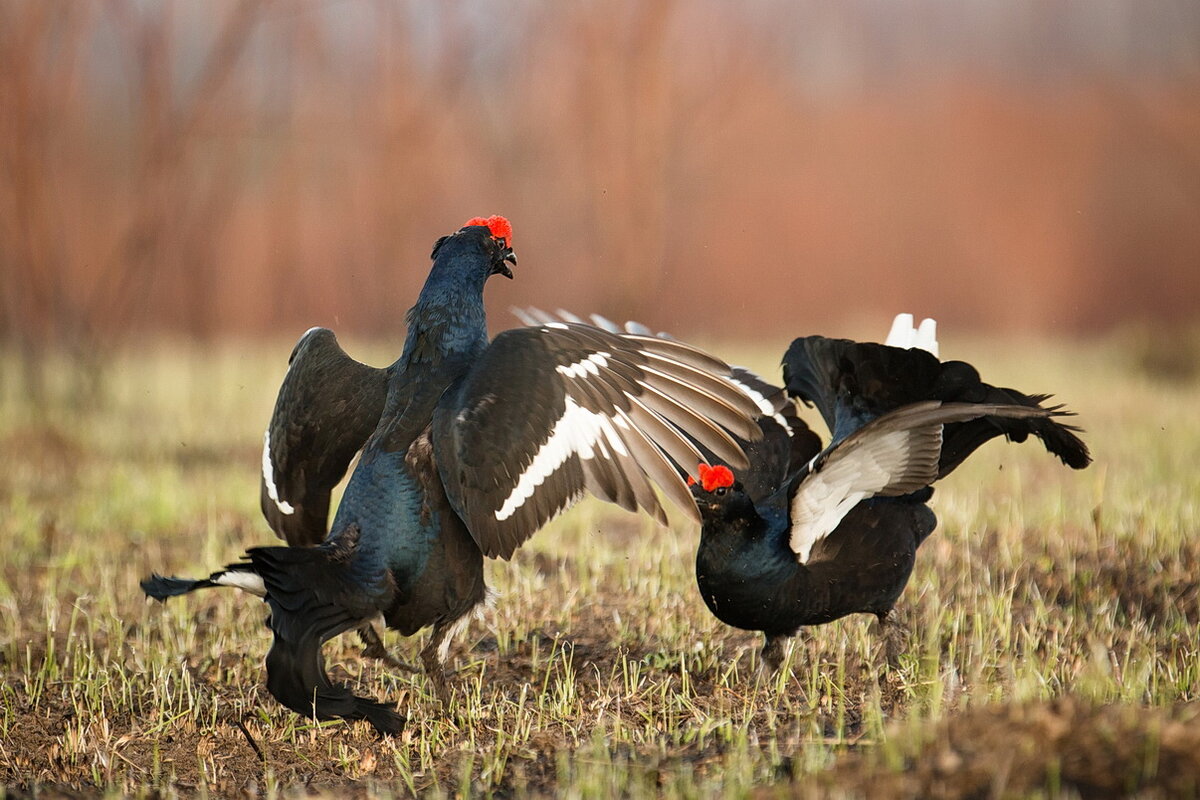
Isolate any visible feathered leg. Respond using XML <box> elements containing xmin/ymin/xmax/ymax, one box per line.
<box><xmin>760</xmin><ymin>634</ymin><xmax>791</xmax><ymax>674</ymax></box>
<box><xmin>420</xmin><ymin>617</ymin><xmax>468</xmax><ymax>709</ymax></box>
<box><xmin>873</xmin><ymin>609</ymin><xmax>908</xmax><ymax>670</ymax></box>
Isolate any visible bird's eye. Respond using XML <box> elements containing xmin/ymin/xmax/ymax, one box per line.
<box><xmin>714</xmin><ymin>486</ymin><xmax>727</xmax><ymax>497</ymax></box>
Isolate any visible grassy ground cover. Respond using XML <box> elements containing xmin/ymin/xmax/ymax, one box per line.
<box><xmin>1</xmin><ymin>330</ymin><xmax>1197</xmax><ymax>798</ymax></box>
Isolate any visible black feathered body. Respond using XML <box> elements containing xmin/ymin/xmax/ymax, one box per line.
<box><xmin>144</xmin><ymin>223</ymin><xmax>772</xmax><ymax>733</ymax></box>
<box><xmin>696</xmin><ymin>487</ymin><xmax>935</xmax><ymax>637</ymax></box>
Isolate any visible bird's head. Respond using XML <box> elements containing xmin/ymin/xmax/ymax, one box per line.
<box><xmin>430</xmin><ymin>215</ymin><xmax>518</xmax><ymax>281</ymax></box>
<box><xmin>688</xmin><ymin>463</ymin><xmax>752</xmax><ymax>522</ymax></box>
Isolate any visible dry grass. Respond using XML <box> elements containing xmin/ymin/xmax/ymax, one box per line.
<box><xmin>1</xmin><ymin>331</ymin><xmax>1198</xmax><ymax>798</ymax></box>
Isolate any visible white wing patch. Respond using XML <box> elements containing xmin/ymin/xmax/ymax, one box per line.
<box><xmin>495</xmin><ymin>396</ymin><xmax>631</xmax><ymax>521</ymax></box>
<box><xmin>884</xmin><ymin>313</ymin><xmax>939</xmax><ymax>357</ymax></box>
<box><xmin>262</xmin><ymin>430</ymin><xmax>295</xmax><ymax>515</ymax></box>
<box><xmin>787</xmin><ymin>400</ymin><xmax>1051</xmax><ymax>562</ymax></box>
<box><xmin>556</xmin><ymin>351</ymin><xmax>611</xmax><ymax>379</ymax></box>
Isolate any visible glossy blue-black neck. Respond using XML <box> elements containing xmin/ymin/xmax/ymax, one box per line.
<box><xmin>695</xmin><ymin>501</ymin><xmax>802</xmax><ymax>633</ymax></box>
<box><xmin>401</xmin><ymin>232</ymin><xmax>499</xmax><ymax>367</ymax></box>
<box><xmin>696</xmin><ymin>497</ymin><xmax>793</xmax><ymax>576</ymax></box>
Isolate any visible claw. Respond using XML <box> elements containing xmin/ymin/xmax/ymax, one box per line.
<box><xmin>357</xmin><ymin>623</ymin><xmax>419</xmax><ymax>671</ymax></box>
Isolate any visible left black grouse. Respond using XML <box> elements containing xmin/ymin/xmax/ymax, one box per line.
<box><xmin>142</xmin><ymin>216</ymin><xmax>762</xmax><ymax>735</ymax></box>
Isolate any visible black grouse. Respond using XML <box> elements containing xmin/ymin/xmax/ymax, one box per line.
<box><xmin>685</xmin><ymin>315</ymin><xmax>1092</xmax><ymax>670</ymax></box>
<box><xmin>141</xmin><ymin>216</ymin><xmax>765</xmax><ymax>735</ymax></box>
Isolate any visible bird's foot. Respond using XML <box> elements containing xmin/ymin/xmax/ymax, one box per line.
<box><xmin>357</xmin><ymin>623</ymin><xmax>420</xmax><ymax>673</ymax></box>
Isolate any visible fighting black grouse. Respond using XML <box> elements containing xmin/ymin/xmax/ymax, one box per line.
<box><xmin>684</xmin><ymin>314</ymin><xmax>1092</xmax><ymax>670</ymax></box>
<box><xmin>142</xmin><ymin>217</ymin><xmax>764</xmax><ymax>734</ymax></box>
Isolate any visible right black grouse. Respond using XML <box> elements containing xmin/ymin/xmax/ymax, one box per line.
<box><xmin>688</xmin><ymin>315</ymin><xmax>1092</xmax><ymax>670</ymax></box>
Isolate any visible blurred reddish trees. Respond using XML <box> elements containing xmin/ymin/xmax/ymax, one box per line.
<box><xmin>2</xmin><ymin>0</ymin><xmax>1198</xmax><ymax>390</ymax></box>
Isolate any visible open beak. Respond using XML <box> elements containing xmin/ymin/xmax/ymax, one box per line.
<box><xmin>499</xmin><ymin>249</ymin><xmax>517</xmax><ymax>279</ymax></box>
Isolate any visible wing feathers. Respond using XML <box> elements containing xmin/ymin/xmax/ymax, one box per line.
<box><xmin>622</xmin><ymin>333</ymin><xmax>734</xmax><ymax>377</ymax></box>
<box><xmin>435</xmin><ymin>320</ymin><xmax>759</xmax><ymax>558</ymax></box>
<box><xmin>261</xmin><ymin>328</ymin><xmax>389</xmax><ymax>546</ymax></box>
<box><xmin>640</xmin><ymin>355</ymin><xmax>765</xmax><ymax>438</ymax></box>
<box><xmin>633</xmin><ymin>384</ymin><xmax>749</xmax><ymax>469</ymax></box>
<box><xmin>788</xmin><ymin>401</ymin><xmax>1058</xmax><ymax>562</ymax></box>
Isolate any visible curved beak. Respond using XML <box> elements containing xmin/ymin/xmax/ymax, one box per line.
<box><xmin>499</xmin><ymin>249</ymin><xmax>517</xmax><ymax>279</ymax></box>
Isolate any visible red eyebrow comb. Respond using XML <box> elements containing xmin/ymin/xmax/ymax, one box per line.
<box><xmin>462</xmin><ymin>215</ymin><xmax>513</xmax><ymax>243</ymax></box>
<box><xmin>689</xmin><ymin>463</ymin><xmax>734</xmax><ymax>491</ymax></box>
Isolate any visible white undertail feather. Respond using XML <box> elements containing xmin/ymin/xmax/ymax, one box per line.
<box><xmin>262</xmin><ymin>431</ymin><xmax>295</xmax><ymax>515</ymax></box>
<box><xmin>914</xmin><ymin>317</ymin><xmax>939</xmax><ymax>357</ymax></box>
<box><xmin>214</xmin><ymin>570</ymin><xmax>267</xmax><ymax>596</ymax></box>
<box><xmin>885</xmin><ymin>313</ymin><xmax>939</xmax><ymax>358</ymax></box>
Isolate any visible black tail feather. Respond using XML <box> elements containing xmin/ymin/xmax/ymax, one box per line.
<box><xmin>141</xmin><ymin>561</ymin><xmax>262</xmax><ymax>601</ymax></box>
<box><xmin>140</xmin><ymin>573</ymin><xmax>215</xmax><ymax>600</ymax></box>
<box><xmin>249</xmin><ymin>527</ymin><xmax>400</xmax><ymax>734</ymax></box>
<box><xmin>265</xmin><ymin>630</ymin><xmax>405</xmax><ymax>736</ymax></box>
<box><xmin>783</xmin><ymin>335</ymin><xmax>1092</xmax><ymax>476</ymax></box>
<box><xmin>143</xmin><ymin>524</ymin><xmax>401</xmax><ymax>735</ymax></box>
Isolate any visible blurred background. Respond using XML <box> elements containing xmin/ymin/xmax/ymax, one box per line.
<box><xmin>2</xmin><ymin>0</ymin><xmax>1199</xmax><ymax>391</ymax></box>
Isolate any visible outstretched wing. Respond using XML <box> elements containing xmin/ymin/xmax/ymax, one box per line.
<box><xmin>513</xmin><ymin>308</ymin><xmax>823</xmax><ymax>504</ymax></box>
<box><xmin>787</xmin><ymin>401</ymin><xmax>1056</xmax><ymax>563</ymax></box>
<box><xmin>433</xmin><ymin>321</ymin><xmax>763</xmax><ymax>559</ymax></box>
<box><xmin>511</xmin><ymin>307</ymin><xmax>672</xmax><ymax>340</ymax></box>
<box><xmin>261</xmin><ymin>328</ymin><xmax>390</xmax><ymax>545</ymax></box>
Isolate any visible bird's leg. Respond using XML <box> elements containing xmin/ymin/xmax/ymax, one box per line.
<box><xmin>760</xmin><ymin>634</ymin><xmax>791</xmax><ymax>674</ymax></box>
<box><xmin>420</xmin><ymin>620</ymin><xmax>456</xmax><ymax>709</ymax></box>
<box><xmin>357</xmin><ymin>623</ymin><xmax>419</xmax><ymax>673</ymax></box>
<box><xmin>873</xmin><ymin>609</ymin><xmax>909</xmax><ymax>670</ymax></box>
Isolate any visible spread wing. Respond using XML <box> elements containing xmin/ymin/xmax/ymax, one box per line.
<box><xmin>787</xmin><ymin>401</ymin><xmax>1055</xmax><ymax>562</ymax></box>
<box><xmin>261</xmin><ymin>327</ymin><xmax>390</xmax><ymax>545</ymax></box>
<box><xmin>433</xmin><ymin>321</ymin><xmax>763</xmax><ymax>559</ymax></box>
<box><xmin>512</xmin><ymin>308</ymin><xmax>823</xmax><ymax>504</ymax></box>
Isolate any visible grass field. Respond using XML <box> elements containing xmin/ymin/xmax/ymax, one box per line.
<box><xmin>2</xmin><ymin>330</ymin><xmax>1198</xmax><ymax>798</ymax></box>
